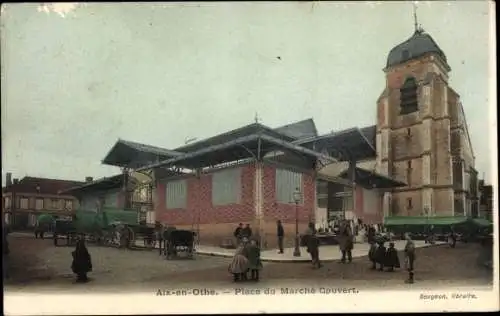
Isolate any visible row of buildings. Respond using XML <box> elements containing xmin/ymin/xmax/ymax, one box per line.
<box><xmin>2</xmin><ymin>26</ymin><xmax>494</xmax><ymax>247</ymax></box>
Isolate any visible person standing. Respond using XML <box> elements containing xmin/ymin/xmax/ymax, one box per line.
<box><xmin>384</xmin><ymin>241</ymin><xmax>401</xmax><ymax>272</ymax></box>
<box><xmin>71</xmin><ymin>239</ymin><xmax>92</xmax><ymax>283</ymax></box>
<box><xmin>276</xmin><ymin>220</ymin><xmax>284</xmax><ymax>254</ymax></box>
<box><xmin>246</xmin><ymin>239</ymin><xmax>263</xmax><ymax>281</ymax></box>
<box><xmin>306</xmin><ymin>222</ymin><xmax>321</xmax><ymax>269</ymax></box>
<box><xmin>338</xmin><ymin>220</ymin><xmax>353</xmax><ymax>264</ymax></box>
<box><xmin>241</xmin><ymin>224</ymin><xmax>252</xmax><ymax>239</ymax></box>
<box><xmin>233</xmin><ymin>223</ymin><xmax>243</xmax><ymax>244</ymax></box>
<box><xmin>228</xmin><ymin>238</ymin><xmax>250</xmax><ymax>282</ymax></box>
<box><xmin>404</xmin><ymin>233</ymin><xmax>416</xmax><ymax>284</ymax></box>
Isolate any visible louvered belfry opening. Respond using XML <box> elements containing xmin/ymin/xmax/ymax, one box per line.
<box><xmin>400</xmin><ymin>77</ymin><xmax>419</xmax><ymax>114</ymax></box>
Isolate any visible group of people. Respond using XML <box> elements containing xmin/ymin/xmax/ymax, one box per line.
<box><xmin>233</xmin><ymin>223</ymin><xmax>253</xmax><ymax>244</ymax></box>
<box><xmin>228</xmin><ymin>237</ymin><xmax>263</xmax><ymax>282</ymax></box>
<box><xmin>368</xmin><ymin>233</ymin><xmax>416</xmax><ymax>283</ymax></box>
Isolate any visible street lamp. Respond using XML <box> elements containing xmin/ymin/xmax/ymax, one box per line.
<box><xmin>293</xmin><ymin>187</ymin><xmax>303</xmax><ymax>257</ymax></box>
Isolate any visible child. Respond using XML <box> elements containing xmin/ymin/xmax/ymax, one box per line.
<box><xmin>368</xmin><ymin>241</ymin><xmax>378</xmax><ymax>270</ymax></box>
<box><xmin>246</xmin><ymin>239</ymin><xmax>263</xmax><ymax>281</ymax></box>
<box><xmin>384</xmin><ymin>242</ymin><xmax>401</xmax><ymax>272</ymax></box>
<box><xmin>228</xmin><ymin>238</ymin><xmax>249</xmax><ymax>282</ymax></box>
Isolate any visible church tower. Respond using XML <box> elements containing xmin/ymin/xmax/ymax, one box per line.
<box><xmin>375</xmin><ymin>22</ymin><xmax>463</xmax><ymax>217</ymax></box>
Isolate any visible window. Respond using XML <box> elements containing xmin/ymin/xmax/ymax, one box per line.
<box><xmin>400</xmin><ymin>77</ymin><xmax>419</xmax><ymax>114</ymax></box>
<box><xmin>275</xmin><ymin>168</ymin><xmax>303</xmax><ymax>204</ymax></box>
<box><xmin>406</xmin><ymin>128</ymin><xmax>411</xmax><ymax>137</ymax></box>
<box><xmin>212</xmin><ymin>168</ymin><xmax>241</xmax><ymax>206</ymax></box>
<box><xmin>20</xmin><ymin>197</ymin><xmax>29</xmax><ymax>209</ymax></box>
<box><xmin>35</xmin><ymin>198</ymin><xmax>44</xmax><ymax>210</ymax></box>
<box><xmin>51</xmin><ymin>199</ymin><xmax>60</xmax><ymax>209</ymax></box>
<box><xmin>406</xmin><ymin>198</ymin><xmax>413</xmax><ymax>209</ymax></box>
<box><xmin>4</xmin><ymin>197</ymin><xmax>11</xmax><ymax>208</ymax></box>
<box><xmin>407</xmin><ymin>161</ymin><xmax>412</xmax><ymax>186</ymax></box>
<box><xmin>65</xmin><ymin>200</ymin><xmax>73</xmax><ymax>210</ymax></box>
<box><xmin>166</xmin><ymin>180</ymin><xmax>187</xmax><ymax>209</ymax></box>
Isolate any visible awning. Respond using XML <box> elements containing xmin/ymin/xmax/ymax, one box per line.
<box><xmin>37</xmin><ymin>214</ymin><xmax>55</xmax><ymax>225</ymax></box>
<box><xmin>102</xmin><ymin>208</ymin><xmax>138</xmax><ymax>226</ymax></box>
<box><xmin>384</xmin><ymin>216</ymin><xmax>469</xmax><ymax>226</ymax></box>
<box><xmin>471</xmin><ymin>218</ymin><xmax>493</xmax><ymax>227</ymax></box>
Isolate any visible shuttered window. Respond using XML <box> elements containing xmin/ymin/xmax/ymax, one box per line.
<box><xmin>212</xmin><ymin>168</ymin><xmax>241</xmax><ymax>206</ymax></box>
<box><xmin>166</xmin><ymin>180</ymin><xmax>187</xmax><ymax>209</ymax></box>
<box><xmin>275</xmin><ymin>168</ymin><xmax>302</xmax><ymax>204</ymax></box>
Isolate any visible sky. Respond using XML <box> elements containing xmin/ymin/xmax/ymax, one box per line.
<box><xmin>1</xmin><ymin>1</ymin><xmax>495</xmax><ymax>184</ymax></box>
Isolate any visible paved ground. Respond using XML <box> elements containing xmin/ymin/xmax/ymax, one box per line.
<box><xmin>195</xmin><ymin>240</ymin><xmax>446</xmax><ymax>262</ymax></box>
<box><xmin>3</xmin><ymin>233</ymin><xmax>493</xmax><ymax>293</ymax></box>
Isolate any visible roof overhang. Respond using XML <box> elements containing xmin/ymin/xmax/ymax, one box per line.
<box><xmin>339</xmin><ymin>167</ymin><xmax>406</xmax><ymax>189</ymax></box>
<box><xmin>102</xmin><ymin>139</ymin><xmax>182</xmax><ymax>169</ymax></box>
<box><xmin>294</xmin><ymin>127</ymin><xmax>376</xmax><ymax>162</ymax></box>
<box><xmin>136</xmin><ymin>133</ymin><xmax>336</xmax><ymax>171</ymax></box>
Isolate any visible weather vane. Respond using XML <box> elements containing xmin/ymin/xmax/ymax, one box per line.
<box><xmin>413</xmin><ymin>2</ymin><xmax>418</xmax><ymax>32</ymax></box>
<box><xmin>254</xmin><ymin>112</ymin><xmax>260</xmax><ymax>123</ymax></box>
<box><xmin>413</xmin><ymin>1</ymin><xmax>424</xmax><ymax>33</ymax></box>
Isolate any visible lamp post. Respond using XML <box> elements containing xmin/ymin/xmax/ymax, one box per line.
<box><xmin>293</xmin><ymin>188</ymin><xmax>303</xmax><ymax>257</ymax></box>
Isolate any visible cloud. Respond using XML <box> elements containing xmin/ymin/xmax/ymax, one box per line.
<box><xmin>37</xmin><ymin>3</ymin><xmax>86</xmax><ymax>18</ymax></box>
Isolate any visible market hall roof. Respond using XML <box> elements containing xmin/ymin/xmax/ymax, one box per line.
<box><xmin>102</xmin><ymin>139</ymin><xmax>183</xmax><ymax>168</ymax></box>
<box><xmin>136</xmin><ymin>131</ymin><xmax>337</xmax><ymax>171</ymax></box>
<box><xmin>337</xmin><ymin>167</ymin><xmax>406</xmax><ymax>189</ymax></box>
<box><xmin>385</xmin><ymin>29</ymin><xmax>449</xmax><ymax>70</ymax></box>
<box><xmin>294</xmin><ymin>126</ymin><xmax>377</xmax><ymax>162</ymax></box>
<box><xmin>274</xmin><ymin>118</ymin><xmax>318</xmax><ymax>140</ymax></box>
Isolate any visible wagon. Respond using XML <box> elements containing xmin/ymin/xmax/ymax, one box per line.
<box><xmin>163</xmin><ymin>229</ymin><xmax>196</xmax><ymax>260</ymax></box>
<box><xmin>53</xmin><ymin>219</ymin><xmax>78</xmax><ymax>246</ymax></box>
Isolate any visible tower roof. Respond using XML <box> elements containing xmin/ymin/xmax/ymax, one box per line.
<box><xmin>386</xmin><ymin>29</ymin><xmax>448</xmax><ymax>69</ymax></box>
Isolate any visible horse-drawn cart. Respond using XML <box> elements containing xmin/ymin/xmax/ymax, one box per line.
<box><xmin>162</xmin><ymin>229</ymin><xmax>196</xmax><ymax>260</ymax></box>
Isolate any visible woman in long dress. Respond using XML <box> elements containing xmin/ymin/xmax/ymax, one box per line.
<box><xmin>228</xmin><ymin>238</ymin><xmax>249</xmax><ymax>282</ymax></box>
<box><xmin>71</xmin><ymin>239</ymin><xmax>92</xmax><ymax>283</ymax></box>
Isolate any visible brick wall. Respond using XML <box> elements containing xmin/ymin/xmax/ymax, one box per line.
<box><xmin>154</xmin><ymin>162</ymin><xmax>316</xmax><ymax>248</ymax></box>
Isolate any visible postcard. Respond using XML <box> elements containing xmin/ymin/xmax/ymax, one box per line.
<box><xmin>2</xmin><ymin>1</ymin><xmax>498</xmax><ymax>314</ymax></box>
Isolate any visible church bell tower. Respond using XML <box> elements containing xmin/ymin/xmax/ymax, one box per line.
<box><xmin>376</xmin><ymin>10</ymin><xmax>456</xmax><ymax>217</ymax></box>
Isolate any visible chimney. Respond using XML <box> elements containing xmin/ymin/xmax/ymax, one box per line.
<box><xmin>85</xmin><ymin>177</ymin><xmax>93</xmax><ymax>183</ymax></box>
<box><xmin>6</xmin><ymin>173</ymin><xmax>12</xmax><ymax>186</ymax></box>
<box><xmin>13</xmin><ymin>178</ymin><xmax>19</xmax><ymax>184</ymax></box>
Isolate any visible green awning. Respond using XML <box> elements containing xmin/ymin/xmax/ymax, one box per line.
<box><xmin>471</xmin><ymin>218</ymin><xmax>493</xmax><ymax>227</ymax></box>
<box><xmin>384</xmin><ymin>216</ymin><xmax>469</xmax><ymax>226</ymax></box>
<box><xmin>37</xmin><ymin>214</ymin><xmax>55</xmax><ymax>225</ymax></box>
<box><xmin>102</xmin><ymin>208</ymin><xmax>138</xmax><ymax>226</ymax></box>
<box><xmin>74</xmin><ymin>210</ymin><xmax>106</xmax><ymax>233</ymax></box>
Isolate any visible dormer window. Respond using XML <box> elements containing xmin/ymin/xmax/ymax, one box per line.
<box><xmin>400</xmin><ymin>77</ymin><xmax>418</xmax><ymax>114</ymax></box>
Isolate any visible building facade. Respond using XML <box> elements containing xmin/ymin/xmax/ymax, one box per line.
<box><xmin>155</xmin><ymin>161</ymin><xmax>315</xmax><ymax>248</ymax></box>
<box><xmin>479</xmin><ymin>180</ymin><xmax>494</xmax><ymax>220</ymax></box>
<box><xmin>2</xmin><ymin>173</ymin><xmax>84</xmax><ymax>229</ymax></box>
<box><xmin>376</xmin><ymin>28</ymin><xmax>479</xmax><ymax>218</ymax></box>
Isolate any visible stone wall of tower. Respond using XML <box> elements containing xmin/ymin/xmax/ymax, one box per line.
<box><xmin>376</xmin><ymin>55</ymin><xmax>455</xmax><ymax>217</ymax></box>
